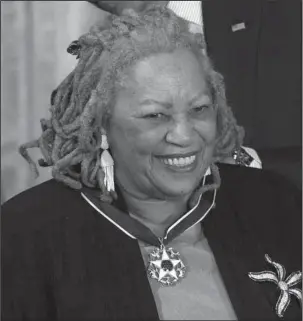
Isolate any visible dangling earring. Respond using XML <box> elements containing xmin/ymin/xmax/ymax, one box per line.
<box><xmin>202</xmin><ymin>166</ymin><xmax>211</xmax><ymax>185</ymax></box>
<box><xmin>100</xmin><ymin>134</ymin><xmax>115</xmax><ymax>192</ymax></box>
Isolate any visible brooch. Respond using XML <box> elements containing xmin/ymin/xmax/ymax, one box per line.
<box><xmin>147</xmin><ymin>245</ymin><xmax>186</xmax><ymax>286</ymax></box>
<box><xmin>232</xmin><ymin>147</ymin><xmax>254</xmax><ymax>167</ymax></box>
<box><xmin>248</xmin><ymin>254</ymin><xmax>302</xmax><ymax>318</ymax></box>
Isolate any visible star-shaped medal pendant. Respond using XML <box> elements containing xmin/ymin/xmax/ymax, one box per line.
<box><xmin>147</xmin><ymin>244</ymin><xmax>186</xmax><ymax>286</ymax></box>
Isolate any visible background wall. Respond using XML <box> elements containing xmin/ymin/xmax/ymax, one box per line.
<box><xmin>1</xmin><ymin>1</ymin><xmax>107</xmax><ymax>203</ymax></box>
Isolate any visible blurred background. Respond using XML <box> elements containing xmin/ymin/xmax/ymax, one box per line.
<box><xmin>1</xmin><ymin>1</ymin><xmax>107</xmax><ymax>203</ymax></box>
<box><xmin>1</xmin><ymin>1</ymin><xmax>302</xmax><ymax>203</ymax></box>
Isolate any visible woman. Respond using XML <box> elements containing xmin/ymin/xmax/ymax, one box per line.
<box><xmin>2</xmin><ymin>5</ymin><xmax>301</xmax><ymax>321</ymax></box>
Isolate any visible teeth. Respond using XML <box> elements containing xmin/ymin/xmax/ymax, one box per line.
<box><xmin>179</xmin><ymin>158</ymin><xmax>185</xmax><ymax>166</ymax></box>
<box><xmin>163</xmin><ymin>155</ymin><xmax>196</xmax><ymax>167</ymax></box>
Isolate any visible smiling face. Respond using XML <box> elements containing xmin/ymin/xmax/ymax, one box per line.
<box><xmin>107</xmin><ymin>48</ymin><xmax>217</xmax><ymax>200</ymax></box>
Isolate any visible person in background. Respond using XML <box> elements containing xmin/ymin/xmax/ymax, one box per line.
<box><xmin>2</xmin><ymin>4</ymin><xmax>300</xmax><ymax>321</ymax></box>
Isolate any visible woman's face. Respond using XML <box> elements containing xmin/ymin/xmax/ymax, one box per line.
<box><xmin>108</xmin><ymin>48</ymin><xmax>217</xmax><ymax>200</ymax></box>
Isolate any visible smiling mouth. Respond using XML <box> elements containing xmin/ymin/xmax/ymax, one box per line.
<box><xmin>161</xmin><ymin>155</ymin><xmax>196</xmax><ymax>167</ymax></box>
<box><xmin>155</xmin><ymin>153</ymin><xmax>199</xmax><ymax>173</ymax></box>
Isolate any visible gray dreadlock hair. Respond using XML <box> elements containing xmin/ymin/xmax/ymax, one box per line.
<box><xmin>19</xmin><ymin>4</ymin><xmax>244</xmax><ymax>206</ymax></box>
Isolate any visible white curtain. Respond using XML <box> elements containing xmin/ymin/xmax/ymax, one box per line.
<box><xmin>1</xmin><ymin>1</ymin><xmax>107</xmax><ymax>203</ymax></box>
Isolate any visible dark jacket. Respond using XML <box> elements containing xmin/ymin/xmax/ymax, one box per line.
<box><xmin>1</xmin><ymin>164</ymin><xmax>301</xmax><ymax>320</ymax></box>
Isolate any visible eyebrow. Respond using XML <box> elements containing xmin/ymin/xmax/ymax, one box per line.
<box><xmin>189</xmin><ymin>92</ymin><xmax>211</xmax><ymax>105</ymax></box>
<box><xmin>139</xmin><ymin>93</ymin><xmax>211</xmax><ymax>108</ymax></box>
<box><xmin>139</xmin><ymin>99</ymin><xmax>172</xmax><ymax>109</ymax></box>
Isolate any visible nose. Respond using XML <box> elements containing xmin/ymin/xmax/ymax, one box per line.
<box><xmin>165</xmin><ymin>115</ymin><xmax>194</xmax><ymax>147</ymax></box>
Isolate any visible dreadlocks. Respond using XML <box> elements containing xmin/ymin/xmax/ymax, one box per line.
<box><xmin>19</xmin><ymin>4</ymin><xmax>244</xmax><ymax>205</ymax></box>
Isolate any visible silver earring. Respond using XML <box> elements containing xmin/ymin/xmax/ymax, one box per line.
<box><xmin>100</xmin><ymin>134</ymin><xmax>115</xmax><ymax>192</ymax></box>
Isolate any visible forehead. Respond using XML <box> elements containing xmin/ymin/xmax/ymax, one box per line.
<box><xmin>126</xmin><ymin>49</ymin><xmax>209</xmax><ymax>99</ymax></box>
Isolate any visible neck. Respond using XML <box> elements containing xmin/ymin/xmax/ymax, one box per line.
<box><xmin>120</xmin><ymin>187</ymin><xmax>191</xmax><ymax>238</ymax></box>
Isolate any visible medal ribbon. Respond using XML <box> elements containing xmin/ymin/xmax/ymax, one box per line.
<box><xmin>81</xmin><ymin>188</ymin><xmax>216</xmax><ymax>248</ymax></box>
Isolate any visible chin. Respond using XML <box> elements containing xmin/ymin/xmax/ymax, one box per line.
<box><xmin>164</xmin><ymin>186</ymin><xmax>197</xmax><ymax>198</ymax></box>
<box><xmin>151</xmin><ymin>175</ymin><xmax>202</xmax><ymax>199</ymax></box>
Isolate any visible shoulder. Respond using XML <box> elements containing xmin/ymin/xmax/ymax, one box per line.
<box><xmin>217</xmin><ymin>163</ymin><xmax>301</xmax><ymax>240</ymax></box>
<box><xmin>218</xmin><ymin>162</ymin><xmax>300</xmax><ymax>204</ymax></box>
<box><xmin>1</xmin><ymin>180</ymin><xmax>88</xmax><ymax>236</ymax></box>
<box><xmin>216</xmin><ymin>163</ymin><xmax>301</xmax><ymax>260</ymax></box>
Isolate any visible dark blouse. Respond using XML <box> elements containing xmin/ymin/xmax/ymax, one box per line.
<box><xmin>1</xmin><ymin>164</ymin><xmax>301</xmax><ymax>320</ymax></box>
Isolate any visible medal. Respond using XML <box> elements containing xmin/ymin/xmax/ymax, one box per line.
<box><xmin>147</xmin><ymin>241</ymin><xmax>186</xmax><ymax>286</ymax></box>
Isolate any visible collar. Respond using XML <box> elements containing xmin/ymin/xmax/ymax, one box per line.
<box><xmin>80</xmin><ymin>166</ymin><xmax>215</xmax><ymax>244</ymax></box>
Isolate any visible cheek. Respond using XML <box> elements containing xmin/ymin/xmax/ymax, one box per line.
<box><xmin>195</xmin><ymin>118</ymin><xmax>217</xmax><ymax>144</ymax></box>
<box><xmin>109</xmin><ymin>121</ymin><xmax>138</xmax><ymax>158</ymax></box>
<box><xmin>208</xmin><ymin>122</ymin><xmax>217</xmax><ymax>141</ymax></box>
<box><xmin>108</xmin><ymin>118</ymin><xmax>162</xmax><ymax>159</ymax></box>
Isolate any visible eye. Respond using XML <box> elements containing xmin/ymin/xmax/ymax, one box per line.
<box><xmin>192</xmin><ymin>105</ymin><xmax>209</xmax><ymax>113</ymax></box>
<box><xmin>142</xmin><ymin>113</ymin><xmax>167</xmax><ymax>119</ymax></box>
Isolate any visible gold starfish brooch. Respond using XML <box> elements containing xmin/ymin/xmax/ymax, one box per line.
<box><xmin>248</xmin><ymin>254</ymin><xmax>302</xmax><ymax>318</ymax></box>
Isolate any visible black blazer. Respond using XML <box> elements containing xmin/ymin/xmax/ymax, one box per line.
<box><xmin>2</xmin><ymin>164</ymin><xmax>301</xmax><ymax>320</ymax></box>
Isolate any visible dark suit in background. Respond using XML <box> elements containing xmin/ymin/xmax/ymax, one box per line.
<box><xmin>203</xmin><ymin>0</ymin><xmax>302</xmax><ymax>187</ymax></box>
<box><xmin>203</xmin><ymin>0</ymin><xmax>302</xmax><ymax>149</ymax></box>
